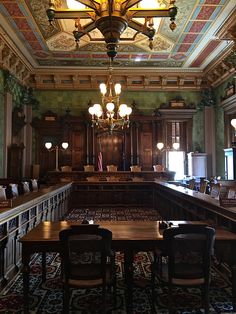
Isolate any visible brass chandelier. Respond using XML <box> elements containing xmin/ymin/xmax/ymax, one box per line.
<box><xmin>88</xmin><ymin>59</ymin><xmax>132</xmax><ymax>133</ymax></box>
<box><xmin>47</xmin><ymin>0</ymin><xmax>178</xmax><ymax>59</ymax></box>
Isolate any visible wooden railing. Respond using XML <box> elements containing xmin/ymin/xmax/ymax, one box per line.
<box><xmin>0</xmin><ymin>183</ymin><xmax>72</xmax><ymax>288</ymax></box>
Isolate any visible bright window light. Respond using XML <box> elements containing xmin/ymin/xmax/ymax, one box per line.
<box><xmin>168</xmin><ymin>151</ymin><xmax>185</xmax><ymax>180</ymax></box>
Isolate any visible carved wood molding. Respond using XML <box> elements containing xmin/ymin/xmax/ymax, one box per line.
<box><xmin>30</xmin><ymin>70</ymin><xmax>207</xmax><ymax>91</ymax></box>
<box><xmin>221</xmin><ymin>93</ymin><xmax>236</xmax><ymax>115</ymax></box>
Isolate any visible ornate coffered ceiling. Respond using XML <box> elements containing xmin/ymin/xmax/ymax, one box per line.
<box><xmin>0</xmin><ymin>0</ymin><xmax>235</xmax><ymax>90</ymax></box>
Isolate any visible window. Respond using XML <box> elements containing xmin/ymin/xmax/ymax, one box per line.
<box><xmin>168</xmin><ymin>150</ymin><xmax>185</xmax><ymax>180</ymax></box>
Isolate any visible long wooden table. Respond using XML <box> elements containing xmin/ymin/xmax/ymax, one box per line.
<box><xmin>19</xmin><ymin>221</ymin><xmax>236</xmax><ymax>313</ymax></box>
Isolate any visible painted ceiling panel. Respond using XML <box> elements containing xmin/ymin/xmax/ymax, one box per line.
<box><xmin>0</xmin><ymin>0</ymin><xmax>235</xmax><ymax>70</ymax></box>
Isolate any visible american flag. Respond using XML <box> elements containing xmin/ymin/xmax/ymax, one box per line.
<box><xmin>98</xmin><ymin>151</ymin><xmax>103</xmax><ymax>171</ymax></box>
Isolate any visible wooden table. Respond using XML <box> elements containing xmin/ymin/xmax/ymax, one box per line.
<box><xmin>19</xmin><ymin>221</ymin><xmax>236</xmax><ymax>313</ymax></box>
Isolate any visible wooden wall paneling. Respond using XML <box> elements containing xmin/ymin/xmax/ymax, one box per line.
<box><xmin>96</xmin><ymin>131</ymin><xmax>124</xmax><ymax>170</ymax></box>
<box><xmin>130</xmin><ymin>122</ymin><xmax>134</xmax><ymax>166</ymax></box>
<box><xmin>135</xmin><ymin>122</ymin><xmax>140</xmax><ymax>165</ymax></box>
<box><xmin>71</xmin><ymin>127</ymin><xmax>86</xmax><ymax>170</ymax></box>
<box><xmin>139</xmin><ymin>122</ymin><xmax>153</xmax><ymax>171</ymax></box>
<box><xmin>124</xmin><ymin>129</ymin><xmax>131</xmax><ymax>170</ymax></box>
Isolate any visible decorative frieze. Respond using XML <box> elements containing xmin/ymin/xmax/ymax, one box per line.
<box><xmin>0</xmin><ymin>36</ymin><xmax>31</xmax><ymax>86</ymax></box>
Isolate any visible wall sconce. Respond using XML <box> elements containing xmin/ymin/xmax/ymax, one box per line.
<box><xmin>231</xmin><ymin>119</ymin><xmax>236</xmax><ymax>136</ymax></box>
<box><xmin>45</xmin><ymin>142</ymin><xmax>69</xmax><ymax>171</ymax></box>
<box><xmin>156</xmin><ymin>142</ymin><xmax>180</xmax><ymax>151</ymax></box>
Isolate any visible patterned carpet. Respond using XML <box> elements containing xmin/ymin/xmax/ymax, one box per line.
<box><xmin>0</xmin><ymin>208</ymin><xmax>235</xmax><ymax>313</ymax></box>
<box><xmin>66</xmin><ymin>207</ymin><xmax>162</xmax><ymax>222</ymax></box>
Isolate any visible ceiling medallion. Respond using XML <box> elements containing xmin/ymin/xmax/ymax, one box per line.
<box><xmin>46</xmin><ymin>0</ymin><xmax>178</xmax><ymax>59</ymax></box>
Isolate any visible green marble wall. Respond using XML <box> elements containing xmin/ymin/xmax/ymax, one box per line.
<box><xmin>214</xmin><ymin>75</ymin><xmax>235</xmax><ymax>178</ymax></box>
<box><xmin>34</xmin><ymin>89</ymin><xmax>202</xmax><ymax>154</ymax></box>
<box><xmin>0</xmin><ymin>70</ymin><xmax>4</xmax><ymax>177</ymax></box>
<box><xmin>34</xmin><ymin>89</ymin><xmax>200</xmax><ymax>117</ymax></box>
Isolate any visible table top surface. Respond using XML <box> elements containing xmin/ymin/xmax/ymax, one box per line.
<box><xmin>19</xmin><ymin>220</ymin><xmax>236</xmax><ymax>243</ymax></box>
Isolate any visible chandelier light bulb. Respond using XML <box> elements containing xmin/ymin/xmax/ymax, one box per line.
<box><xmin>93</xmin><ymin>104</ymin><xmax>102</xmax><ymax>114</ymax></box>
<box><xmin>100</xmin><ymin>83</ymin><xmax>107</xmax><ymax>96</ymax></box>
<box><xmin>114</xmin><ymin>83</ymin><xmax>121</xmax><ymax>95</ymax></box>
<box><xmin>118</xmin><ymin>104</ymin><xmax>128</xmax><ymax>117</ymax></box>
<box><xmin>106</xmin><ymin>102</ymin><xmax>115</xmax><ymax>112</ymax></box>
<box><xmin>96</xmin><ymin>110</ymin><xmax>103</xmax><ymax>118</ymax></box>
<box><xmin>88</xmin><ymin>106</ymin><xmax>95</xmax><ymax>115</ymax></box>
<box><xmin>126</xmin><ymin>106</ymin><xmax>132</xmax><ymax>116</ymax></box>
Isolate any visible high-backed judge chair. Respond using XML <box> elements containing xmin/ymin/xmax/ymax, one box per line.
<box><xmin>84</xmin><ymin>165</ymin><xmax>95</xmax><ymax>172</ymax></box>
<box><xmin>152</xmin><ymin>224</ymin><xmax>215</xmax><ymax>314</ymax></box>
<box><xmin>130</xmin><ymin>165</ymin><xmax>141</xmax><ymax>172</ymax></box>
<box><xmin>61</xmin><ymin>165</ymin><xmax>72</xmax><ymax>172</ymax></box>
<box><xmin>106</xmin><ymin>165</ymin><xmax>117</xmax><ymax>172</ymax></box>
<box><xmin>59</xmin><ymin>225</ymin><xmax>116</xmax><ymax>313</ymax></box>
<box><xmin>153</xmin><ymin>165</ymin><xmax>165</xmax><ymax>172</ymax></box>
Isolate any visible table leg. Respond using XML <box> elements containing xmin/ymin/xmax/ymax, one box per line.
<box><xmin>124</xmin><ymin>249</ymin><xmax>134</xmax><ymax>313</ymax></box>
<box><xmin>42</xmin><ymin>252</ymin><xmax>46</xmax><ymax>282</ymax></box>
<box><xmin>21</xmin><ymin>247</ymin><xmax>31</xmax><ymax>313</ymax></box>
<box><xmin>231</xmin><ymin>242</ymin><xmax>236</xmax><ymax>311</ymax></box>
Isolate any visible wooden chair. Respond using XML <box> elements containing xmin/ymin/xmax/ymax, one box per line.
<box><xmin>9</xmin><ymin>183</ymin><xmax>19</xmax><ymax>198</ymax></box>
<box><xmin>188</xmin><ymin>178</ymin><xmax>195</xmax><ymax>190</ymax></box>
<box><xmin>31</xmin><ymin>179</ymin><xmax>38</xmax><ymax>192</ymax></box>
<box><xmin>130</xmin><ymin>165</ymin><xmax>141</xmax><ymax>172</ymax></box>
<box><xmin>61</xmin><ymin>165</ymin><xmax>72</xmax><ymax>172</ymax></box>
<box><xmin>0</xmin><ymin>186</ymin><xmax>7</xmax><ymax>200</ymax></box>
<box><xmin>152</xmin><ymin>224</ymin><xmax>215</xmax><ymax>314</ymax></box>
<box><xmin>84</xmin><ymin>165</ymin><xmax>95</xmax><ymax>172</ymax></box>
<box><xmin>199</xmin><ymin>179</ymin><xmax>208</xmax><ymax>193</ymax></box>
<box><xmin>210</xmin><ymin>182</ymin><xmax>221</xmax><ymax>199</ymax></box>
<box><xmin>106</xmin><ymin>165</ymin><xmax>117</xmax><ymax>172</ymax></box>
<box><xmin>22</xmin><ymin>181</ymin><xmax>30</xmax><ymax>194</ymax></box>
<box><xmin>153</xmin><ymin>165</ymin><xmax>165</xmax><ymax>172</ymax></box>
<box><xmin>59</xmin><ymin>225</ymin><xmax>116</xmax><ymax>313</ymax></box>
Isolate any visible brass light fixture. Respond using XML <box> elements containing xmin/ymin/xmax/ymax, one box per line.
<box><xmin>45</xmin><ymin>142</ymin><xmax>69</xmax><ymax>171</ymax></box>
<box><xmin>157</xmin><ymin>142</ymin><xmax>180</xmax><ymax>150</ymax></box>
<box><xmin>47</xmin><ymin>0</ymin><xmax>178</xmax><ymax>60</ymax></box>
<box><xmin>88</xmin><ymin>59</ymin><xmax>132</xmax><ymax>133</ymax></box>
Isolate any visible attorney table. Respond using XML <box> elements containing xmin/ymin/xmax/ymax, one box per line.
<box><xmin>19</xmin><ymin>220</ymin><xmax>236</xmax><ymax>313</ymax></box>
